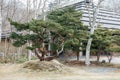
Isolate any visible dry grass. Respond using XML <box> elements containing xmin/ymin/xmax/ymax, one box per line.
<box><xmin>65</xmin><ymin>60</ymin><xmax>120</xmax><ymax>69</ymax></box>
<box><xmin>22</xmin><ymin>59</ymin><xmax>71</xmax><ymax>72</ymax></box>
<box><xmin>100</xmin><ymin>63</ymin><xmax>120</xmax><ymax>68</ymax></box>
<box><xmin>0</xmin><ymin>62</ymin><xmax>120</xmax><ymax>80</ymax></box>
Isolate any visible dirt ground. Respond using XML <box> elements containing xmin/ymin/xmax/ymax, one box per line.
<box><xmin>0</xmin><ymin>63</ymin><xmax>120</xmax><ymax>80</ymax></box>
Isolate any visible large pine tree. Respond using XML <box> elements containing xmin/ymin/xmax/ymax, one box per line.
<box><xmin>9</xmin><ymin>6</ymin><xmax>88</xmax><ymax>61</ymax></box>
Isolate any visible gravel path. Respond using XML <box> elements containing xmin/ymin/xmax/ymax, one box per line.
<box><xmin>82</xmin><ymin>66</ymin><xmax>120</xmax><ymax>73</ymax></box>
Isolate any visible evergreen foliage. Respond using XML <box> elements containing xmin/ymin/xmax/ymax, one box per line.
<box><xmin>110</xmin><ymin>29</ymin><xmax>120</xmax><ymax>52</ymax></box>
<box><xmin>9</xmin><ymin>6</ymin><xmax>89</xmax><ymax>61</ymax></box>
<box><xmin>47</xmin><ymin>6</ymin><xmax>89</xmax><ymax>53</ymax></box>
<box><xmin>91</xmin><ymin>28</ymin><xmax>112</xmax><ymax>53</ymax></box>
<box><xmin>91</xmin><ymin>28</ymin><xmax>120</xmax><ymax>62</ymax></box>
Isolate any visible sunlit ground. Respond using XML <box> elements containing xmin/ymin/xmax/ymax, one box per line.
<box><xmin>0</xmin><ymin>63</ymin><xmax>120</xmax><ymax>80</ymax></box>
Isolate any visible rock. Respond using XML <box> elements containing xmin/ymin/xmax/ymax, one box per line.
<box><xmin>101</xmin><ymin>60</ymin><xmax>106</xmax><ymax>63</ymax></box>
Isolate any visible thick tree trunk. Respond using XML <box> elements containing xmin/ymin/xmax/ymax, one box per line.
<box><xmin>44</xmin><ymin>56</ymin><xmax>55</xmax><ymax>61</ymax></box>
<box><xmin>34</xmin><ymin>43</ymin><xmax>47</xmax><ymax>61</ymax></box>
<box><xmin>41</xmin><ymin>51</ymin><xmax>46</xmax><ymax>61</ymax></box>
<box><xmin>34</xmin><ymin>48</ymin><xmax>42</xmax><ymax>61</ymax></box>
<box><xmin>85</xmin><ymin>38</ymin><xmax>93</xmax><ymax>65</ymax></box>
<box><xmin>34</xmin><ymin>48</ymin><xmax>55</xmax><ymax>61</ymax></box>
<box><xmin>85</xmin><ymin>0</ymin><xmax>103</xmax><ymax>66</ymax></box>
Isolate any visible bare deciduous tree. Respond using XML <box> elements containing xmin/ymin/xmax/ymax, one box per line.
<box><xmin>85</xmin><ymin>0</ymin><xmax>104</xmax><ymax>66</ymax></box>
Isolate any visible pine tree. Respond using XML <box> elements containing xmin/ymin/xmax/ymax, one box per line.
<box><xmin>91</xmin><ymin>28</ymin><xmax>113</xmax><ymax>62</ymax></box>
<box><xmin>9</xmin><ymin>6</ymin><xmax>88</xmax><ymax>61</ymax></box>
<box><xmin>47</xmin><ymin>6</ymin><xmax>89</xmax><ymax>60</ymax></box>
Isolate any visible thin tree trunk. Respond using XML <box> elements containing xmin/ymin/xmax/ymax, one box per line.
<box><xmin>56</xmin><ymin>43</ymin><xmax>64</xmax><ymax>56</ymax></box>
<box><xmin>77</xmin><ymin>52</ymin><xmax>79</xmax><ymax>61</ymax></box>
<box><xmin>6</xmin><ymin>40</ymin><xmax>10</xmax><ymax>54</ymax></box>
<box><xmin>97</xmin><ymin>52</ymin><xmax>100</xmax><ymax>63</ymax></box>
<box><xmin>0</xmin><ymin>0</ymin><xmax>4</xmax><ymax>43</ymax></box>
<box><xmin>34</xmin><ymin>48</ymin><xmax>42</xmax><ymax>61</ymax></box>
<box><xmin>106</xmin><ymin>52</ymin><xmax>113</xmax><ymax>63</ymax></box>
<box><xmin>0</xmin><ymin>27</ymin><xmax>1</xmax><ymax>43</ymax></box>
<box><xmin>4</xmin><ymin>37</ymin><xmax>7</xmax><ymax>60</ymax></box>
<box><xmin>28</xmin><ymin>50</ymin><xmax>32</xmax><ymax>61</ymax></box>
<box><xmin>48</xmin><ymin>31</ymin><xmax>51</xmax><ymax>56</ymax></box>
<box><xmin>17</xmin><ymin>47</ymin><xmax>22</xmax><ymax>60</ymax></box>
<box><xmin>28</xmin><ymin>41</ymin><xmax>32</xmax><ymax>61</ymax></box>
